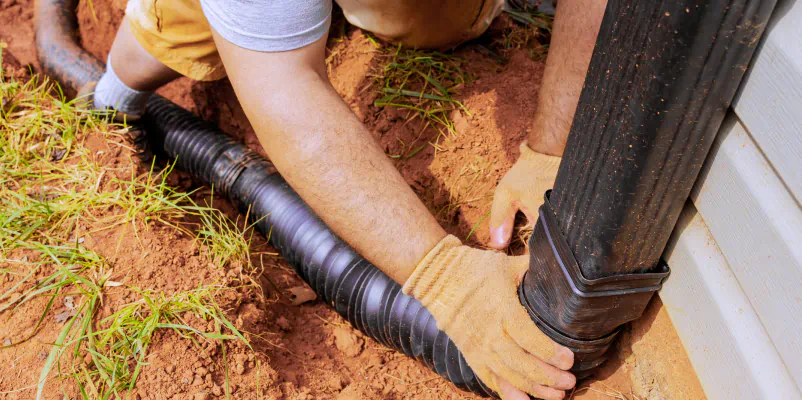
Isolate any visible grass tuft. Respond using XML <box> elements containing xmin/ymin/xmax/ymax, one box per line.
<box><xmin>196</xmin><ymin>195</ymin><xmax>258</xmax><ymax>269</ymax></box>
<box><xmin>372</xmin><ymin>43</ymin><xmax>472</xmax><ymax>136</ymax></box>
<box><xmin>75</xmin><ymin>286</ymin><xmax>246</xmax><ymax>398</ymax></box>
<box><xmin>495</xmin><ymin>8</ymin><xmax>554</xmax><ymax>61</ymax></box>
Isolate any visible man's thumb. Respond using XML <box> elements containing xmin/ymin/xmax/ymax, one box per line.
<box><xmin>489</xmin><ymin>189</ymin><xmax>517</xmax><ymax>250</ymax></box>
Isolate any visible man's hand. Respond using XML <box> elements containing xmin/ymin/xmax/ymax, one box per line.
<box><xmin>489</xmin><ymin>141</ymin><xmax>561</xmax><ymax>249</ymax></box>
<box><xmin>404</xmin><ymin>235</ymin><xmax>576</xmax><ymax>400</ymax></box>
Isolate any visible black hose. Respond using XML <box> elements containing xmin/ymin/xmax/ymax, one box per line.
<box><xmin>34</xmin><ymin>0</ymin><xmax>494</xmax><ymax>396</ymax></box>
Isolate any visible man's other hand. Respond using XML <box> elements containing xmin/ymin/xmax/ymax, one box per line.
<box><xmin>489</xmin><ymin>141</ymin><xmax>561</xmax><ymax>250</ymax></box>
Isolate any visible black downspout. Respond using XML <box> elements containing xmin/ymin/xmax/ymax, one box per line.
<box><xmin>34</xmin><ymin>0</ymin><xmax>495</xmax><ymax>396</ymax></box>
<box><xmin>519</xmin><ymin>0</ymin><xmax>776</xmax><ymax>376</ymax></box>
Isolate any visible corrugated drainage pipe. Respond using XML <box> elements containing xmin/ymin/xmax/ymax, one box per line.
<box><xmin>34</xmin><ymin>0</ymin><xmax>495</xmax><ymax>396</ymax></box>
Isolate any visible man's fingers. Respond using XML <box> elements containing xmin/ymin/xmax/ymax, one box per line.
<box><xmin>489</xmin><ymin>188</ymin><xmax>517</xmax><ymax>249</ymax></box>
<box><xmin>497</xmin><ymin>376</ymin><xmax>531</xmax><ymax>400</ymax></box>
<box><xmin>504</xmin><ymin>314</ymin><xmax>575</xmax><ymax>370</ymax></box>
<box><xmin>492</xmin><ymin>364</ymin><xmax>567</xmax><ymax>400</ymax></box>
<box><xmin>495</xmin><ymin>341</ymin><xmax>577</xmax><ymax>390</ymax></box>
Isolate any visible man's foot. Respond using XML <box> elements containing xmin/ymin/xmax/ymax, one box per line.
<box><xmin>76</xmin><ymin>81</ymin><xmax>151</xmax><ymax>160</ymax></box>
<box><xmin>76</xmin><ymin>81</ymin><xmax>143</xmax><ymax>123</ymax></box>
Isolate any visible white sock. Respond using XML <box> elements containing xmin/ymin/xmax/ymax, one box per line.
<box><xmin>93</xmin><ymin>55</ymin><xmax>152</xmax><ymax>116</ymax></box>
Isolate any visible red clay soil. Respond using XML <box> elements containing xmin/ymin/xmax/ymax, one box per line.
<box><xmin>0</xmin><ymin>1</ymin><xmax>706</xmax><ymax>399</ymax></box>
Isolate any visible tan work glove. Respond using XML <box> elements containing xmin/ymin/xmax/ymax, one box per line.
<box><xmin>403</xmin><ymin>235</ymin><xmax>576</xmax><ymax>400</ymax></box>
<box><xmin>489</xmin><ymin>141</ymin><xmax>561</xmax><ymax>249</ymax></box>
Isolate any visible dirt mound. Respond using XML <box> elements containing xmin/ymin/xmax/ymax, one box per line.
<box><xmin>0</xmin><ymin>1</ymin><xmax>706</xmax><ymax>399</ymax></box>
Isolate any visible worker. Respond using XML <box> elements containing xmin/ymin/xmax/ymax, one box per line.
<box><xmin>80</xmin><ymin>0</ymin><xmax>606</xmax><ymax>398</ymax></box>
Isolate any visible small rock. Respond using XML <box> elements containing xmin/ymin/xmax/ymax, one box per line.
<box><xmin>63</xmin><ymin>296</ymin><xmax>75</xmax><ymax>309</ymax></box>
<box><xmin>166</xmin><ymin>364</ymin><xmax>176</xmax><ymax>373</ymax></box>
<box><xmin>195</xmin><ymin>367</ymin><xmax>208</xmax><ymax>376</ymax></box>
<box><xmin>327</xmin><ymin>376</ymin><xmax>344</xmax><ymax>391</ymax></box>
<box><xmin>54</xmin><ymin>308</ymin><xmax>77</xmax><ymax>323</ymax></box>
<box><xmin>287</xmin><ymin>285</ymin><xmax>317</xmax><ymax>306</ymax></box>
<box><xmin>333</xmin><ymin>327</ymin><xmax>364</xmax><ymax>357</ymax></box>
<box><xmin>367</xmin><ymin>352</ymin><xmax>383</xmax><ymax>366</ymax></box>
<box><xmin>212</xmin><ymin>385</ymin><xmax>222</xmax><ymax>396</ymax></box>
<box><xmin>276</xmin><ymin>316</ymin><xmax>291</xmax><ymax>331</ymax></box>
<box><xmin>3</xmin><ymin>338</ymin><xmax>11</xmax><ymax>346</ymax></box>
<box><xmin>50</xmin><ymin>148</ymin><xmax>66</xmax><ymax>161</ymax></box>
<box><xmin>193</xmin><ymin>391</ymin><xmax>210</xmax><ymax>400</ymax></box>
<box><xmin>8</xmin><ymin>292</ymin><xmax>21</xmax><ymax>303</ymax></box>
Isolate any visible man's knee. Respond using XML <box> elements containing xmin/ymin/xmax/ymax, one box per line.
<box><xmin>336</xmin><ymin>0</ymin><xmax>504</xmax><ymax>49</ymax></box>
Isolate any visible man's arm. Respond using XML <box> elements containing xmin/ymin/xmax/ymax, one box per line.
<box><xmin>211</xmin><ymin>32</ymin><xmax>446</xmax><ymax>284</ymax></box>
<box><xmin>210</xmin><ymin>31</ymin><xmax>574</xmax><ymax>400</ymax></box>
<box><xmin>489</xmin><ymin>0</ymin><xmax>608</xmax><ymax>249</ymax></box>
<box><xmin>528</xmin><ymin>0</ymin><xmax>607</xmax><ymax>156</ymax></box>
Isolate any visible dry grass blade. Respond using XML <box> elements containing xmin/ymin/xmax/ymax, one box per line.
<box><xmin>495</xmin><ymin>8</ymin><xmax>554</xmax><ymax>61</ymax></box>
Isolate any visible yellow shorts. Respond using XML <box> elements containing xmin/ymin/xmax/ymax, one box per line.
<box><xmin>126</xmin><ymin>0</ymin><xmax>504</xmax><ymax>82</ymax></box>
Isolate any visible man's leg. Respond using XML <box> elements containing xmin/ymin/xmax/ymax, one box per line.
<box><xmin>107</xmin><ymin>17</ymin><xmax>182</xmax><ymax>92</ymax></box>
<box><xmin>87</xmin><ymin>16</ymin><xmax>182</xmax><ymax>117</ymax></box>
<box><xmin>528</xmin><ymin>0</ymin><xmax>608</xmax><ymax>155</ymax></box>
<box><xmin>489</xmin><ymin>0</ymin><xmax>608</xmax><ymax>249</ymax></box>
<box><xmin>336</xmin><ymin>0</ymin><xmax>504</xmax><ymax>49</ymax></box>
<box><xmin>87</xmin><ymin>0</ymin><xmax>225</xmax><ymax>116</ymax></box>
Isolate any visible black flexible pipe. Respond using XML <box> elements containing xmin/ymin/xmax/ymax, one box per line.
<box><xmin>35</xmin><ymin>0</ymin><xmax>494</xmax><ymax>396</ymax></box>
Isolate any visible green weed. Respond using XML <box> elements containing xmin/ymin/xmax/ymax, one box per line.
<box><xmin>196</xmin><ymin>197</ymin><xmax>257</xmax><ymax>269</ymax></box>
<box><xmin>101</xmin><ymin>161</ymin><xmax>196</xmax><ymax>233</ymax></box>
<box><xmin>373</xmin><ymin>43</ymin><xmax>472</xmax><ymax>137</ymax></box>
<box><xmin>74</xmin><ymin>287</ymin><xmax>245</xmax><ymax>398</ymax></box>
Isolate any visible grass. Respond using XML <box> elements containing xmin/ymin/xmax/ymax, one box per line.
<box><xmin>434</xmin><ymin>157</ymin><xmax>495</xmax><ymax>238</ymax></box>
<box><xmin>1</xmin><ymin>243</ymin><xmax>109</xmax><ymax>349</ymax></box>
<box><xmin>366</xmin><ymin>7</ymin><xmax>551</xmax><ymax>160</ymax></box>
<box><xmin>103</xmin><ymin>161</ymin><xmax>195</xmax><ymax>230</ymax></box>
<box><xmin>0</xmin><ymin>69</ymin><xmax>121</xmax><ymax>251</ymax></box>
<box><xmin>73</xmin><ymin>286</ymin><xmax>245</xmax><ymax>399</ymax></box>
<box><xmin>495</xmin><ymin>8</ymin><xmax>554</xmax><ymax>61</ymax></box>
<box><xmin>196</xmin><ymin>194</ymin><xmax>258</xmax><ymax>269</ymax></box>
<box><xmin>372</xmin><ymin>42</ymin><xmax>472</xmax><ymax>138</ymax></box>
<box><xmin>1</xmin><ymin>52</ymin><xmax>255</xmax><ymax>399</ymax></box>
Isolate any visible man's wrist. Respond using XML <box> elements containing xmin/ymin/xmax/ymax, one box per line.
<box><xmin>402</xmin><ymin>234</ymin><xmax>460</xmax><ymax>297</ymax></box>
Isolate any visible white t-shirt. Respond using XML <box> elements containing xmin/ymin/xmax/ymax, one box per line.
<box><xmin>199</xmin><ymin>0</ymin><xmax>332</xmax><ymax>52</ymax></box>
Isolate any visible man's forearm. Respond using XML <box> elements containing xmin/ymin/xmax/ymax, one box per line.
<box><xmin>213</xmin><ymin>33</ymin><xmax>446</xmax><ymax>284</ymax></box>
<box><xmin>529</xmin><ymin>0</ymin><xmax>608</xmax><ymax>155</ymax></box>
<box><xmin>256</xmin><ymin>73</ymin><xmax>447</xmax><ymax>283</ymax></box>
